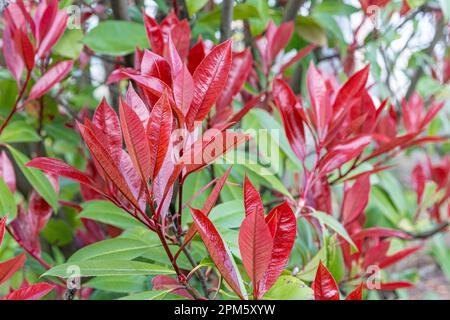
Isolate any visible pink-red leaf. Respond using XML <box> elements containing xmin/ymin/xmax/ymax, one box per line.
<box><xmin>0</xmin><ymin>283</ymin><xmax>54</xmax><ymax>300</ymax></box>
<box><xmin>341</xmin><ymin>173</ymin><xmax>370</xmax><ymax>225</ymax></box>
<box><xmin>312</xmin><ymin>261</ymin><xmax>340</xmax><ymax>300</ymax></box>
<box><xmin>120</xmin><ymin>98</ymin><xmax>151</xmax><ymax>185</ymax></box>
<box><xmin>352</xmin><ymin>228</ymin><xmax>412</xmax><ymax>240</ymax></box>
<box><xmin>0</xmin><ymin>151</ymin><xmax>16</xmax><ymax>193</ymax></box>
<box><xmin>147</xmin><ymin>91</ymin><xmax>173</xmax><ymax>179</ymax></box>
<box><xmin>27</xmin><ymin>60</ymin><xmax>73</xmax><ymax>102</ymax></box>
<box><xmin>186</xmin><ymin>40</ymin><xmax>232</xmax><ymax>131</ymax></box>
<box><xmin>173</xmin><ymin>64</ymin><xmax>194</xmax><ymax>116</ymax></box>
<box><xmin>0</xmin><ymin>216</ymin><xmax>7</xmax><ymax>248</ymax></box>
<box><xmin>345</xmin><ymin>283</ymin><xmax>364</xmax><ymax>300</ymax></box>
<box><xmin>238</xmin><ymin>211</ymin><xmax>273</xmax><ymax>298</ymax></box>
<box><xmin>143</xmin><ymin>14</ymin><xmax>164</xmax><ymax>56</ymax></box>
<box><xmin>257</xmin><ymin>201</ymin><xmax>296</xmax><ymax>298</ymax></box>
<box><xmin>190</xmin><ymin>208</ymin><xmax>245</xmax><ymax>299</ymax></box>
<box><xmin>379</xmin><ymin>246</ymin><xmax>422</xmax><ymax>269</ymax></box>
<box><xmin>244</xmin><ymin>175</ymin><xmax>264</xmax><ymax>218</ymax></box>
<box><xmin>0</xmin><ymin>253</ymin><xmax>26</xmax><ymax>286</ymax></box>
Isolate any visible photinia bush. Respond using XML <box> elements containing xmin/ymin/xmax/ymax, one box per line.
<box><xmin>0</xmin><ymin>0</ymin><xmax>448</xmax><ymax>301</ymax></box>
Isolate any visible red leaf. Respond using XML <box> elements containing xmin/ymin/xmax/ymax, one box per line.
<box><xmin>401</xmin><ymin>93</ymin><xmax>423</xmax><ymax>133</ymax></box>
<box><xmin>147</xmin><ymin>90</ymin><xmax>173</xmax><ymax>179</ymax></box>
<box><xmin>332</xmin><ymin>65</ymin><xmax>370</xmax><ymax>113</ymax></box>
<box><xmin>363</xmin><ymin>241</ymin><xmax>390</xmax><ymax>270</ymax></box>
<box><xmin>186</xmin><ymin>40</ymin><xmax>232</xmax><ymax>131</ymax></box>
<box><xmin>379</xmin><ymin>246</ymin><xmax>422</xmax><ymax>269</ymax></box>
<box><xmin>312</xmin><ymin>261</ymin><xmax>340</xmax><ymax>300</ymax></box>
<box><xmin>345</xmin><ymin>283</ymin><xmax>364</xmax><ymax>300</ymax></box>
<box><xmin>190</xmin><ymin>208</ymin><xmax>245</xmax><ymax>299</ymax></box>
<box><xmin>181</xmin><ymin>130</ymin><xmax>249</xmax><ymax>174</ymax></box>
<box><xmin>141</xmin><ymin>49</ymin><xmax>172</xmax><ymax>87</ymax></box>
<box><xmin>170</xmin><ymin>20</ymin><xmax>191</xmax><ymax>60</ymax></box>
<box><xmin>352</xmin><ymin>228</ymin><xmax>412</xmax><ymax>240</ymax></box>
<box><xmin>273</xmin><ymin>78</ymin><xmax>306</xmax><ymax>161</ymax></box>
<box><xmin>143</xmin><ymin>14</ymin><xmax>164</xmax><ymax>56</ymax></box>
<box><xmin>215</xmin><ymin>49</ymin><xmax>253</xmax><ymax>113</ymax></box>
<box><xmin>0</xmin><ymin>151</ymin><xmax>16</xmax><ymax>193</ymax></box>
<box><xmin>377</xmin><ymin>281</ymin><xmax>414</xmax><ymax>291</ymax></box>
<box><xmin>239</xmin><ymin>211</ymin><xmax>273</xmax><ymax>298</ymax></box>
<box><xmin>280</xmin><ymin>44</ymin><xmax>316</xmax><ymax>73</ymax></box>
<box><xmin>78</xmin><ymin>122</ymin><xmax>139</xmax><ymax>209</ymax></box>
<box><xmin>341</xmin><ymin>173</ymin><xmax>370</xmax><ymax>225</ymax></box>
<box><xmin>36</xmin><ymin>10</ymin><xmax>68</xmax><ymax>59</ymax></box>
<box><xmin>267</xmin><ymin>21</ymin><xmax>294</xmax><ymax>62</ymax></box>
<box><xmin>92</xmin><ymin>98</ymin><xmax>122</xmax><ymax>164</ymax></box>
<box><xmin>0</xmin><ymin>253</ymin><xmax>26</xmax><ymax>286</ymax></box>
<box><xmin>0</xmin><ymin>215</ymin><xmax>7</xmax><ymax>248</ymax></box>
<box><xmin>126</xmin><ymin>84</ymin><xmax>150</xmax><ymax>125</ymax></box>
<box><xmin>2</xmin><ymin>25</ymin><xmax>25</xmax><ymax>84</ymax></box>
<box><xmin>318</xmin><ymin>135</ymin><xmax>372</xmax><ymax>174</ymax></box>
<box><xmin>257</xmin><ymin>202</ymin><xmax>296</xmax><ymax>298</ymax></box>
<box><xmin>184</xmin><ymin>167</ymin><xmax>232</xmax><ymax>244</ymax></box>
<box><xmin>307</xmin><ymin>62</ymin><xmax>330</xmax><ymax>140</ymax></box>
<box><xmin>187</xmin><ymin>37</ymin><xmax>206</xmax><ymax>74</ymax></box>
<box><xmin>120</xmin><ymin>98</ymin><xmax>151</xmax><ymax>185</ymax></box>
<box><xmin>27</xmin><ymin>60</ymin><xmax>73</xmax><ymax>102</ymax></box>
<box><xmin>0</xmin><ymin>283</ymin><xmax>54</xmax><ymax>300</ymax></box>
<box><xmin>244</xmin><ymin>175</ymin><xmax>265</xmax><ymax>218</ymax></box>
<box><xmin>26</xmin><ymin>157</ymin><xmax>101</xmax><ymax>193</ymax></box>
<box><xmin>166</xmin><ymin>35</ymin><xmax>183</xmax><ymax>76</ymax></box>
<box><xmin>17</xmin><ymin>29</ymin><xmax>35</xmax><ymax>71</ymax></box>
<box><xmin>173</xmin><ymin>64</ymin><xmax>194</xmax><ymax>116</ymax></box>
<box><xmin>152</xmin><ymin>275</ymin><xmax>193</xmax><ymax>299</ymax></box>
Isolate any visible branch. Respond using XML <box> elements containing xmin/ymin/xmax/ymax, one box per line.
<box><xmin>405</xmin><ymin>16</ymin><xmax>445</xmax><ymax>99</ymax></box>
<box><xmin>282</xmin><ymin>0</ymin><xmax>305</xmax><ymax>23</ymax></box>
<box><xmin>406</xmin><ymin>222</ymin><xmax>449</xmax><ymax>239</ymax></box>
<box><xmin>110</xmin><ymin>0</ymin><xmax>134</xmax><ymax>67</ymax></box>
<box><xmin>220</xmin><ymin>0</ymin><xmax>233</xmax><ymax>42</ymax></box>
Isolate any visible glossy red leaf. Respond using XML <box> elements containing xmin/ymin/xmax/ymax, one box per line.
<box><xmin>239</xmin><ymin>211</ymin><xmax>273</xmax><ymax>298</ymax></box>
<box><xmin>78</xmin><ymin>122</ymin><xmax>139</xmax><ymax>208</ymax></box>
<box><xmin>187</xmin><ymin>37</ymin><xmax>206</xmax><ymax>74</ymax></box>
<box><xmin>401</xmin><ymin>93</ymin><xmax>423</xmax><ymax>133</ymax></box>
<box><xmin>307</xmin><ymin>62</ymin><xmax>330</xmax><ymax>139</ymax></box>
<box><xmin>27</xmin><ymin>60</ymin><xmax>73</xmax><ymax>102</ymax></box>
<box><xmin>147</xmin><ymin>91</ymin><xmax>173</xmax><ymax>179</ymax></box>
<box><xmin>2</xmin><ymin>25</ymin><xmax>25</xmax><ymax>84</ymax></box>
<box><xmin>17</xmin><ymin>28</ymin><xmax>35</xmax><ymax>71</ymax></box>
<box><xmin>184</xmin><ymin>167</ymin><xmax>232</xmax><ymax>244</ymax></box>
<box><xmin>257</xmin><ymin>202</ymin><xmax>296</xmax><ymax>298</ymax></box>
<box><xmin>352</xmin><ymin>228</ymin><xmax>412</xmax><ymax>240</ymax></box>
<box><xmin>92</xmin><ymin>98</ymin><xmax>122</xmax><ymax>164</ymax></box>
<box><xmin>0</xmin><ymin>283</ymin><xmax>55</xmax><ymax>300</ymax></box>
<box><xmin>126</xmin><ymin>84</ymin><xmax>150</xmax><ymax>125</ymax></box>
<box><xmin>141</xmin><ymin>50</ymin><xmax>172</xmax><ymax>87</ymax></box>
<box><xmin>267</xmin><ymin>21</ymin><xmax>294</xmax><ymax>62</ymax></box>
<box><xmin>379</xmin><ymin>246</ymin><xmax>422</xmax><ymax>269</ymax></box>
<box><xmin>377</xmin><ymin>281</ymin><xmax>414</xmax><ymax>291</ymax></box>
<box><xmin>244</xmin><ymin>175</ymin><xmax>265</xmax><ymax>218</ymax></box>
<box><xmin>181</xmin><ymin>130</ymin><xmax>249</xmax><ymax>174</ymax></box>
<box><xmin>190</xmin><ymin>208</ymin><xmax>246</xmax><ymax>299</ymax></box>
<box><xmin>170</xmin><ymin>20</ymin><xmax>191</xmax><ymax>60</ymax></box>
<box><xmin>273</xmin><ymin>78</ymin><xmax>306</xmax><ymax>161</ymax></box>
<box><xmin>36</xmin><ymin>10</ymin><xmax>68</xmax><ymax>58</ymax></box>
<box><xmin>143</xmin><ymin>14</ymin><xmax>164</xmax><ymax>56</ymax></box>
<box><xmin>186</xmin><ymin>40</ymin><xmax>232</xmax><ymax>131</ymax></box>
<box><xmin>216</xmin><ymin>49</ymin><xmax>253</xmax><ymax>113</ymax></box>
<box><xmin>332</xmin><ymin>65</ymin><xmax>370</xmax><ymax>113</ymax></box>
<box><xmin>318</xmin><ymin>135</ymin><xmax>371</xmax><ymax>174</ymax></box>
<box><xmin>26</xmin><ymin>157</ymin><xmax>101</xmax><ymax>194</ymax></box>
<box><xmin>312</xmin><ymin>261</ymin><xmax>340</xmax><ymax>300</ymax></box>
<box><xmin>345</xmin><ymin>283</ymin><xmax>364</xmax><ymax>300</ymax></box>
<box><xmin>363</xmin><ymin>241</ymin><xmax>391</xmax><ymax>270</ymax></box>
<box><xmin>341</xmin><ymin>173</ymin><xmax>370</xmax><ymax>225</ymax></box>
<box><xmin>120</xmin><ymin>98</ymin><xmax>151</xmax><ymax>184</ymax></box>
<box><xmin>421</xmin><ymin>102</ymin><xmax>444</xmax><ymax>129</ymax></box>
<box><xmin>0</xmin><ymin>215</ymin><xmax>7</xmax><ymax>248</ymax></box>
<box><xmin>173</xmin><ymin>64</ymin><xmax>194</xmax><ymax>116</ymax></box>
<box><xmin>0</xmin><ymin>253</ymin><xmax>26</xmax><ymax>286</ymax></box>
<box><xmin>152</xmin><ymin>275</ymin><xmax>193</xmax><ymax>299</ymax></box>
<box><xmin>0</xmin><ymin>151</ymin><xmax>16</xmax><ymax>193</ymax></box>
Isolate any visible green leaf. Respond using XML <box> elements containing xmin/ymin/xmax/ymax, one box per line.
<box><xmin>198</xmin><ymin>3</ymin><xmax>259</xmax><ymax>25</ymax></box>
<box><xmin>186</xmin><ymin>0</ymin><xmax>208</xmax><ymax>16</ymax></box>
<box><xmin>43</xmin><ymin>260</ymin><xmax>175</xmax><ymax>278</ymax></box>
<box><xmin>311</xmin><ymin>211</ymin><xmax>357</xmax><ymax>250</ymax></box>
<box><xmin>264</xmin><ymin>276</ymin><xmax>313</xmax><ymax>300</ymax></box>
<box><xmin>0</xmin><ymin>176</ymin><xmax>16</xmax><ymax>220</ymax></box>
<box><xmin>54</xmin><ymin>29</ymin><xmax>84</xmax><ymax>59</ymax></box>
<box><xmin>42</xmin><ymin>219</ymin><xmax>73</xmax><ymax>246</ymax></box>
<box><xmin>79</xmin><ymin>200</ymin><xmax>142</xmax><ymax>229</ymax></box>
<box><xmin>7</xmin><ymin>146</ymin><xmax>58</xmax><ymax>211</ymax></box>
<box><xmin>83</xmin><ymin>21</ymin><xmax>149</xmax><ymax>56</ymax></box>
<box><xmin>296</xmin><ymin>246</ymin><xmax>326</xmax><ymax>282</ymax></box>
<box><xmin>0</xmin><ymin>121</ymin><xmax>41</xmax><ymax>143</ymax></box>
<box><xmin>313</xmin><ymin>1</ymin><xmax>358</xmax><ymax>16</ymax></box>
<box><xmin>296</xmin><ymin>16</ymin><xmax>327</xmax><ymax>46</ymax></box>
<box><xmin>119</xmin><ymin>290</ymin><xmax>187</xmax><ymax>300</ymax></box>
<box><xmin>85</xmin><ymin>275</ymin><xmax>147</xmax><ymax>293</ymax></box>
<box><xmin>68</xmin><ymin>238</ymin><xmax>153</xmax><ymax>262</ymax></box>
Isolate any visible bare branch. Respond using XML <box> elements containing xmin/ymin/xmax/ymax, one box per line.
<box><xmin>220</xmin><ymin>0</ymin><xmax>234</xmax><ymax>42</ymax></box>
